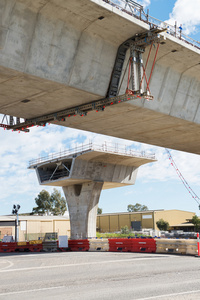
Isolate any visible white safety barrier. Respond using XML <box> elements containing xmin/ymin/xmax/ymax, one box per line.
<box><xmin>88</xmin><ymin>239</ymin><xmax>109</xmax><ymax>252</ymax></box>
<box><xmin>156</xmin><ymin>239</ymin><xmax>198</xmax><ymax>255</ymax></box>
<box><xmin>185</xmin><ymin>239</ymin><xmax>198</xmax><ymax>256</ymax></box>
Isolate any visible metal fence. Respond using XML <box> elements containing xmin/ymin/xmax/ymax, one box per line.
<box><xmin>102</xmin><ymin>0</ymin><xmax>200</xmax><ymax>50</ymax></box>
<box><xmin>29</xmin><ymin>142</ymin><xmax>155</xmax><ymax>167</ymax></box>
<box><xmin>24</xmin><ymin>233</ymin><xmax>46</xmax><ymax>241</ymax></box>
<box><xmin>102</xmin><ymin>0</ymin><xmax>148</xmax><ymax>21</ymax></box>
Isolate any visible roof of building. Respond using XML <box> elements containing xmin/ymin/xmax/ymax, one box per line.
<box><xmin>171</xmin><ymin>222</ymin><xmax>195</xmax><ymax>227</ymax></box>
<box><xmin>98</xmin><ymin>210</ymin><xmax>164</xmax><ymax>216</ymax></box>
<box><xmin>97</xmin><ymin>209</ymin><xmax>195</xmax><ymax>217</ymax></box>
<box><xmin>0</xmin><ymin>214</ymin><xmax>69</xmax><ymax>221</ymax></box>
<box><xmin>0</xmin><ymin>210</ymin><xmax>197</xmax><ymax>222</ymax></box>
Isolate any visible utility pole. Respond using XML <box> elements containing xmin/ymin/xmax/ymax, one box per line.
<box><xmin>12</xmin><ymin>204</ymin><xmax>20</xmax><ymax>242</ymax></box>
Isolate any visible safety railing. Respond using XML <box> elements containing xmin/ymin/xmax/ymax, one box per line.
<box><xmin>148</xmin><ymin>16</ymin><xmax>200</xmax><ymax>49</ymax></box>
<box><xmin>102</xmin><ymin>0</ymin><xmax>148</xmax><ymax>21</ymax></box>
<box><xmin>102</xmin><ymin>0</ymin><xmax>200</xmax><ymax>50</ymax></box>
<box><xmin>29</xmin><ymin>142</ymin><xmax>155</xmax><ymax>167</ymax></box>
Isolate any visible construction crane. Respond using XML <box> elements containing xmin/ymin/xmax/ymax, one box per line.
<box><xmin>166</xmin><ymin>148</ymin><xmax>200</xmax><ymax>210</ymax></box>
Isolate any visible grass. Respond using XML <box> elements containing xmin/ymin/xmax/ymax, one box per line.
<box><xmin>96</xmin><ymin>232</ymin><xmax>146</xmax><ymax>238</ymax></box>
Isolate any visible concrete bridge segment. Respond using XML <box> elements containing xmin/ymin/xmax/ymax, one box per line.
<box><xmin>1</xmin><ymin>0</ymin><xmax>200</xmax><ymax>154</ymax></box>
<box><xmin>29</xmin><ymin>144</ymin><xmax>155</xmax><ymax>238</ymax></box>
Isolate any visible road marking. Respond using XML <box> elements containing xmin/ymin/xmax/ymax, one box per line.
<box><xmin>0</xmin><ymin>252</ymin><xmax>174</xmax><ymax>259</ymax></box>
<box><xmin>0</xmin><ymin>260</ymin><xmax>14</xmax><ymax>270</ymax></box>
<box><xmin>136</xmin><ymin>289</ymin><xmax>200</xmax><ymax>300</ymax></box>
<box><xmin>0</xmin><ymin>256</ymin><xmax>177</xmax><ymax>273</ymax></box>
<box><xmin>0</xmin><ymin>286</ymin><xmax>65</xmax><ymax>297</ymax></box>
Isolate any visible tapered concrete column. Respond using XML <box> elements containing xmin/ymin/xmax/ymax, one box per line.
<box><xmin>63</xmin><ymin>181</ymin><xmax>103</xmax><ymax>239</ymax></box>
<box><xmin>30</xmin><ymin>144</ymin><xmax>155</xmax><ymax>239</ymax></box>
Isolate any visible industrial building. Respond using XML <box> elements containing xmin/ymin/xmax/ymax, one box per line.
<box><xmin>0</xmin><ymin>215</ymin><xmax>70</xmax><ymax>242</ymax></box>
<box><xmin>97</xmin><ymin>210</ymin><xmax>196</xmax><ymax>232</ymax></box>
<box><xmin>0</xmin><ymin>209</ymin><xmax>197</xmax><ymax>241</ymax></box>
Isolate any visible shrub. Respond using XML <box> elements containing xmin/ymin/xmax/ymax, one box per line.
<box><xmin>156</xmin><ymin>219</ymin><xmax>169</xmax><ymax>231</ymax></box>
<box><xmin>121</xmin><ymin>225</ymin><xmax>130</xmax><ymax>234</ymax></box>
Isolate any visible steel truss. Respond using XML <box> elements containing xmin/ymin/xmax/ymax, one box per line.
<box><xmin>44</xmin><ymin>162</ymin><xmax>71</xmax><ymax>182</ymax></box>
<box><xmin>0</xmin><ymin>114</ymin><xmax>29</xmax><ymax>132</ymax></box>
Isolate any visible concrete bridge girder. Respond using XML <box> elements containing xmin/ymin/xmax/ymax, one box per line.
<box><xmin>1</xmin><ymin>0</ymin><xmax>200</xmax><ymax>154</ymax></box>
<box><xmin>0</xmin><ymin>0</ymin><xmax>146</xmax><ymax>106</ymax></box>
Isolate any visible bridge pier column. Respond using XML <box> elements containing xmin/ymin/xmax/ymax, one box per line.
<box><xmin>63</xmin><ymin>181</ymin><xmax>103</xmax><ymax>239</ymax></box>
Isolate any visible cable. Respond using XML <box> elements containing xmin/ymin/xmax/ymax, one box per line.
<box><xmin>166</xmin><ymin>148</ymin><xmax>200</xmax><ymax>208</ymax></box>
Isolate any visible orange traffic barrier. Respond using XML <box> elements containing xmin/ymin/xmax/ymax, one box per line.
<box><xmin>131</xmin><ymin>238</ymin><xmax>156</xmax><ymax>253</ymax></box>
<box><xmin>28</xmin><ymin>242</ymin><xmax>43</xmax><ymax>252</ymax></box>
<box><xmin>68</xmin><ymin>239</ymin><xmax>89</xmax><ymax>251</ymax></box>
<box><xmin>108</xmin><ymin>238</ymin><xmax>132</xmax><ymax>252</ymax></box>
<box><xmin>0</xmin><ymin>241</ymin><xmax>43</xmax><ymax>253</ymax></box>
<box><xmin>108</xmin><ymin>238</ymin><xmax>156</xmax><ymax>253</ymax></box>
<box><xmin>15</xmin><ymin>242</ymin><xmax>30</xmax><ymax>252</ymax></box>
<box><xmin>0</xmin><ymin>242</ymin><xmax>17</xmax><ymax>252</ymax></box>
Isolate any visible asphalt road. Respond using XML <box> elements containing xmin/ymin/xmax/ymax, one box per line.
<box><xmin>0</xmin><ymin>251</ymin><xmax>200</xmax><ymax>300</ymax></box>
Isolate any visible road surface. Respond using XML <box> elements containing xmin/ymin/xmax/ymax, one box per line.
<box><xmin>0</xmin><ymin>251</ymin><xmax>200</xmax><ymax>299</ymax></box>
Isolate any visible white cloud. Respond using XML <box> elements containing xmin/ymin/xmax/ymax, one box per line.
<box><xmin>166</xmin><ymin>0</ymin><xmax>200</xmax><ymax>35</ymax></box>
<box><xmin>0</xmin><ymin>123</ymin><xmax>139</xmax><ymax>214</ymax></box>
<box><xmin>138</xmin><ymin>145</ymin><xmax>200</xmax><ymax>187</ymax></box>
<box><xmin>138</xmin><ymin>0</ymin><xmax>150</xmax><ymax>8</ymax></box>
<box><xmin>1</xmin><ymin>120</ymin><xmax>200</xmax><ymax>215</ymax></box>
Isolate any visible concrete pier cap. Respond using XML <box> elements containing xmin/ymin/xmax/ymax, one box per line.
<box><xmin>29</xmin><ymin>143</ymin><xmax>156</xmax><ymax>239</ymax></box>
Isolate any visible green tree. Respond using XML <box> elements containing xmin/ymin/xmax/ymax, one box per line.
<box><xmin>97</xmin><ymin>207</ymin><xmax>102</xmax><ymax>215</ymax></box>
<box><xmin>191</xmin><ymin>215</ymin><xmax>200</xmax><ymax>232</ymax></box>
<box><xmin>50</xmin><ymin>188</ymin><xmax>67</xmax><ymax>216</ymax></box>
<box><xmin>127</xmin><ymin>203</ymin><xmax>148</xmax><ymax>212</ymax></box>
<box><xmin>32</xmin><ymin>189</ymin><xmax>67</xmax><ymax>215</ymax></box>
<box><xmin>156</xmin><ymin>219</ymin><xmax>169</xmax><ymax>231</ymax></box>
<box><xmin>32</xmin><ymin>190</ymin><xmax>51</xmax><ymax>215</ymax></box>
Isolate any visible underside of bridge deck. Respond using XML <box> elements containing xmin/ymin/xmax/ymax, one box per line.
<box><xmin>1</xmin><ymin>0</ymin><xmax>200</xmax><ymax>154</ymax></box>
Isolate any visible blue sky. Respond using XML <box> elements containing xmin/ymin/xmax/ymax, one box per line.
<box><xmin>1</xmin><ymin>0</ymin><xmax>200</xmax><ymax>217</ymax></box>
<box><xmin>146</xmin><ymin>0</ymin><xmax>200</xmax><ymax>40</ymax></box>
<box><xmin>147</xmin><ymin>0</ymin><xmax>175</xmax><ymax>19</ymax></box>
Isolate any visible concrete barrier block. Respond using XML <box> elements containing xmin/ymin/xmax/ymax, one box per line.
<box><xmin>89</xmin><ymin>239</ymin><xmax>109</xmax><ymax>251</ymax></box>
